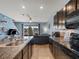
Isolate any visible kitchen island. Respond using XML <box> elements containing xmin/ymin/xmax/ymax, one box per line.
<box><xmin>0</xmin><ymin>37</ymin><xmax>33</xmax><ymax>59</ymax></box>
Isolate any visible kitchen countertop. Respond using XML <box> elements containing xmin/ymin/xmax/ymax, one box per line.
<box><xmin>50</xmin><ymin>37</ymin><xmax>79</xmax><ymax>58</ymax></box>
<box><xmin>0</xmin><ymin>37</ymin><xmax>32</xmax><ymax>59</ymax></box>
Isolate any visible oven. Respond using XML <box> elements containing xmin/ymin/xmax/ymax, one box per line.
<box><xmin>70</xmin><ymin>33</ymin><xmax>79</xmax><ymax>51</ymax></box>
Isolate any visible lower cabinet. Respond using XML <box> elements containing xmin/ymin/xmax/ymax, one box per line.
<box><xmin>49</xmin><ymin>40</ymin><xmax>73</xmax><ymax>59</ymax></box>
<box><xmin>49</xmin><ymin>42</ymin><xmax>53</xmax><ymax>56</ymax></box>
<box><xmin>29</xmin><ymin>43</ymin><xmax>32</xmax><ymax>59</ymax></box>
<box><xmin>23</xmin><ymin>52</ymin><xmax>28</xmax><ymax>59</ymax></box>
<box><xmin>14</xmin><ymin>51</ymin><xmax>23</xmax><ymax>59</ymax></box>
<box><xmin>53</xmin><ymin>44</ymin><xmax>72</xmax><ymax>59</ymax></box>
<box><xmin>23</xmin><ymin>44</ymin><xmax>29</xmax><ymax>59</ymax></box>
<box><xmin>14</xmin><ymin>42</ymin><xmax>32</xmax><ymax>59</ymax></box>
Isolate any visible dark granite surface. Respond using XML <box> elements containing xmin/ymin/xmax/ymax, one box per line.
<box><xmin>49</xmin><ymin>38</ymin><xmax>79</xmax><ymax>59</ymax></box>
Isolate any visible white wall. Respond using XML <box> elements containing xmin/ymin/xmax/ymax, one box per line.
<box><xmin>40</xmin><ymin>23</ymin><xmax>48</xmax><ymax>34</ymax></box>
<box><xmin>46</xmin><ymin>13</ymin><xmax>56</xmax><ymax>35</ymax></box>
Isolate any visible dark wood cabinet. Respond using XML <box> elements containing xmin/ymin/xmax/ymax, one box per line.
<box><xmin>14</xmin><ymin>51</ymin><xmax>23</xmax><ymax>59</ymax></box>
<box><xmin>58</xmin><ymin>9</ymin><xmax>66</xmax><ymax>25</ymax></box>
<box><xmin>23</xmin><ymin>44</ymin><xmax>29</xmax><ymax>59</ymax></box>
<box><xmin>54</xmin><ymin>9</ymin><xmax>66</xmax><ymax>27</ymax></box>
<box><xmin>66</xmin><ymin>0</ymin><xmax>76</xmax><ymax>18</ymax></box>
<box><xmin>76</xmin><ymin>0</ymin><xmax>79</xmax><ymax>15</ymax></box>
<box><xmin>14</xmin><ymin>42</ymin><xmax>32</xmax><ymax>59</ymax></box>
<box><xmin>77</xmin><ymin>0</ymin><xmax>79</xmax><ymax>10</ymax></box>
<box><xmin>54</xmin><ymin>45</ymin><xmax>72</xmax><ymax>59</ymax></box>
<box><xmin>54</xmin><ymin>14</ymin><xmax>58</xmax><ymax>26</ymax></box>
<box><xmin>23</xmin><ymin>42</ymin><xmax>32</xmax><ymax>59</ymax></box>
<box><xmin>53</xmin><ymin>0</ymin><xmax>79</xmax><ymax>29</ymax></box>
<box><xmin>29</xmin><ymin>43</ymin><xmax>32</xmax><ymax>59</ymax></box>
<box><xmin>65</xmin><ymin>0</ymin><xmax>79</xmax><ymax>29</ymax></box>
<box><xmin>49</xmin><ymin>40</ymin><xmax>73</xmax><ymax>59</ymax></box>
<box><xmin>49</xmin><ymin>39</ymin><xmax>53</xmax><ymax>56</ymax></box>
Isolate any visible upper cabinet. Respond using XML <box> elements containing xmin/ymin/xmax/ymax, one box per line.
<box><xmin>66</xmin><ymin>0</ymin><xmax>76</xmax><ymax>18</ymax></box>
<box><xmin>53</xmin><ymin>0</ymin><xmax>79</xmax><ymax>29</ymax></box>
<box><xmin>54</xmin><ymin>9</ymin><xmax>66</xmax><ymax>27</ymax></box>
<box><xmin>77</xmin><ymin>0</ymin><xmax>79</xmax><ymax>11</ymax></box>
<box><xmin>58</xmin><ymin>9</ymin><xmax>66</xmax><ymax>25</ymax></box>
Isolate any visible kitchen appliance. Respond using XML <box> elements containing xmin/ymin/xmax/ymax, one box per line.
<box><xmin>65</xmin><ymin>16</ymin><xmax>79</xmax><ymax>29</ymax></box>
<box><xmin>7</xmin><ymin>29</ymin><xmax>16</xmax><ymax>35</ymax></box>
<box><xmin>70</xmin><ymin>33</ymin><xmax>79</xmax><ymax>51</ymax></box>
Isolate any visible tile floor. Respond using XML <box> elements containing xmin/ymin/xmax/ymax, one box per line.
<box><xmin>31</xmin><ymin>44</ymin><xmax>55</xmax><ymax>59</ymax></box>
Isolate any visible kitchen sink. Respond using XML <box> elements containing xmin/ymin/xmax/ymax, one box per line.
<box><xmin>6</xmin><ymin>43</ymin><xmax>19</xmax><ymax>46</ymax></box>
<box><xmin>6</xmin><ymin>40</ymin><xmax>24</xmax><ymax>46</ymax></box>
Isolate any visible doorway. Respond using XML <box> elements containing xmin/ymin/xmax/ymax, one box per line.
<box><xmin>23</xmin><ymin>25</ymin><xmax>40</xmax><ymax>36</ymax></box>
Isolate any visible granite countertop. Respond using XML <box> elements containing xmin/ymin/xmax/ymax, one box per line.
<box><xmin>52</xmin><ymin>38</ymin><xmax>79</xmax><ymax>57</ymax></box>
<box><xmin>0</xmin><ymin>38</ymin><xmax>32</xmax><ymax>59</ymax></box>
<box><xmin>59</xmin><ymin>41</ymin><xmax>79</xmax><ymax>56</ymax></box>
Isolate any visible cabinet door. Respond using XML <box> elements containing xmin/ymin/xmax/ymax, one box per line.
<box><xmin>77</xmin><ymin>0</ymin><xmax>79</xmax><ymax>10</ymax></box>
<box><xmin>23</xmin><ymin>53</ymin><xmax>28</xmax><ymax>59</ymax></box>
<box><xmin>56</xmin><ymin>47</ymin><xmax>72</xmax><ymax>59</ymax></box>
<box><xmin>53</xmin><ymin>43</ymin><xmax>57</xmax><ymax>57</ymax></box>
<box><xmin>53</xmin><ymin>44</ymin><xmax>58</xmax><ymax>59</ymax></box>
<box><xmin>49</xmin><ymin>43</ymin><xmax>53</xmax><ymax>56</ymax></box>
<box><xmin>14</xmin><ymin>51</ymin><xmax>22</xmax><ymax>59</ymax></box>
<box><xmin>23</xmin><ymin>44</ymin><xmax>29</xmax><ymax>59</ymax></box>
<box><xmin>57</xmin><ymin>9</ymin><xmax>66</xmax><ymax>26</ymax></box>
<box><xmin>53</xmin><ymin>44</ymin><xmax>72</xmax><ymax>59</ymax></box>
<box><xmin>23</xmin><ymin>45</ymin><xmax>28</xmax><ymax>55</ymax></box>
<box><xmin>54</xmin><ymin>14</ymin><xmax>58</xmax><ymax>26</ymax></box>
<box><xmin>29</xmin><ymin>44</ymin><xmax>32</xmax><ymax>59</ymax></box>
<box><xmin>49</xmin><ymin>39</ymin><xmax>53</xmax><ymax>54</ymax></box>
<box><xmin>14</xmin><ymin>56</ymin><xmax>18</xmax><ymax>59</ymax></box>
<box><xmin>18</xmin><ymin>52</ymin><xmax>23</xmax><ymax>59</ymax></box>
<box><xmin>66</xmin><ymin>0</ymin><xmax>76</xmax><ymax>17</ymax></box>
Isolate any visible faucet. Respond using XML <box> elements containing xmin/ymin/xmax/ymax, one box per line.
<box><xmin>8</xmin><ymin>29</ymin><xmax>16</xmax><ymax>41</ymax></box>
<box><xmin>8</xmin><ymin>35</ymin><xmax>13</xmax><ymax>41</ymax></box>
<box><xmin>9</xmin><ymin>35</ymin><xmax>16</xmax><ymax>41</ymax></box>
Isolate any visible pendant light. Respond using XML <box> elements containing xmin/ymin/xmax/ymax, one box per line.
<box><xmin>27</xmin><ymin>14</ymin><xmax>32</xmax><ymax>23</ymax></box>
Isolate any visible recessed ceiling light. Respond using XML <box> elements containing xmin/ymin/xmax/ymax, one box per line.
<box><xmin>40</xmin><ymin>6</ymin><xmax>44</xmax><ymax>10</ymax></box>
<box><xmin>22</xmin><ymin>5</ymin><xmax>26</xmax><ymax>9</ymax></box>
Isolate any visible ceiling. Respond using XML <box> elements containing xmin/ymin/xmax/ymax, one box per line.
<box><xmin>0</xmin><ymin>0</ymin><xmax>69</xmax><ymax>22</ymax></box>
